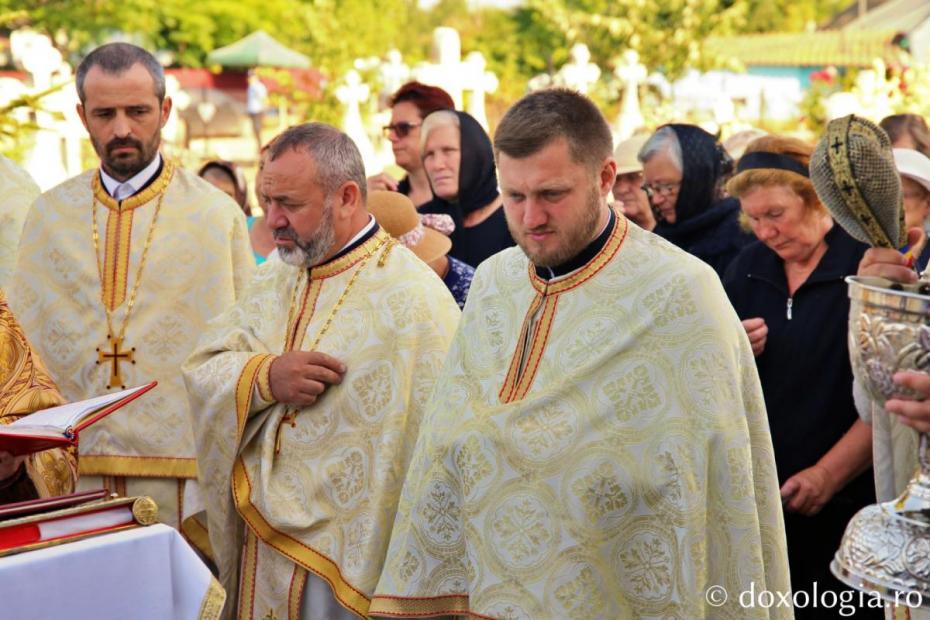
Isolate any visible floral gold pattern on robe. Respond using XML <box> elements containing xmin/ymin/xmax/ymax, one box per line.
<box><xmin>0</xmin><ymin>156</ymin><xmax>40</xmax><ymax>289</ymax></box>
<box><xmin>370</xmin><ymin>215</ymin><xmax>792</xmax><ymax>619</ymax></box>
<box><xmin>9</xmin><ymin>161</ymin><xmax>254</xmax><ymax>522</ymax></box>
<box><xmin>183</xmin><ymin>231</ymin><xmax>460</xmax><ymax>619</ymax></box>
<box><xmin>0</xmin><ymin>289</ymin><xmax>76</xmax><ymax>500</ymax></box>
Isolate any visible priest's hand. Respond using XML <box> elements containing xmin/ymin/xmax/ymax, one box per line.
<box><xmin>856</xmin><ymin>227</ymin><xmax>925</xmax><ymax>284</ymax></box>
<box><xmin>741</xmin><ymin>317</ymin><xmax>767</xmax><ymax>356</ymax></box>
<box><xmin>779</xmin><ymin>464</ymin><xmax>836</xmax><ymax>516</ymax></box>
<box><xmin>885</xmin><ymin>370</ymin><xmax>930</xmax><ymax>433</ymax></box>
<box><xmin>0</xmin><ymin>451</ymin><xmax>25</xmax><ymax>482</ymax></box>
<box><xmin>269</xmin><ymin>352</ymin><xmax>347</xmax><ymax>408</ymax></box>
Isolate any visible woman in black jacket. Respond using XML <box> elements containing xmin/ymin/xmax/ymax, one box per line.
<box><xmin>723</xmin><ymin>134</ymin><xmax>876</xmax><ymax>619</ymax></box>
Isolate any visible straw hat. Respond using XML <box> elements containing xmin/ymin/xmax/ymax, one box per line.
<box><xmin>613</xmin><ymin>134</ymin><xmax>649</xmax><ymax>175</ymax></box>
<box><xmin>368</xmin><ymin>190</ymin><xmax>452</xmax><ymax>264</ymax></box>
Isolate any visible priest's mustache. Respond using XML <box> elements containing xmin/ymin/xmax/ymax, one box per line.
<box><xmin>106</xmin><ymin>138</ymin><xmax>143</xmax><ymax>154</ymax></box>
<box><xmin>273</xmin><ymin>227</ymin><xmax>315</xmax><ymax>254</ymax></box>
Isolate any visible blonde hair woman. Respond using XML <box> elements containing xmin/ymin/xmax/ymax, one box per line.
<box><xmin>722</xmin><ymin>135</ymin><xmax>877</xmax><ymax>619</ymax></box>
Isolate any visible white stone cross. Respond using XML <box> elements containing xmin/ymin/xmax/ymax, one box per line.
<box><xmin>463</xmin><ymin>51</ymin><xmax>498</xmax><ymax>131</ymax></box>
<box><xmin>378</xmin><ymin>49</ymin><xmax>410</xmax><ymax>106</ymax></box>
<box><xmin>413</xmin><ymin>27</ymin><xmax>465</xmax><ymax>109</ymax></box>
<box><xmin>614</xmin><ymin>49</ymin><xmax>647</xmax><ymax>141</ymax></box>
<box><xmin>336</xmin><ymin>69</ymin><xmax>378</xmax><ymax>174</ymax></box>
<box><xmin>557</xmin><ymin>43</ymin><xmax>601</xmax><ymax>95</ymax></box>
<box><xmin>10</xmin><ymin>30</ymin><xmax>71</xmax><ymax>190</ymax></box>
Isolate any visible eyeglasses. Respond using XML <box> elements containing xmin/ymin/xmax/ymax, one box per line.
<box><xmin>382</xmin><ymin>121</ymin><xmax>421</xmax><ymax>138</ymax></box>
<box><xmin>640</xmin><ymin>181</ymin><xmax>681</xmax><ymax>199</ymax></box>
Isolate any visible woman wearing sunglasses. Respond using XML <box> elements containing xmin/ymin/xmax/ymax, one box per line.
<box><xmin>368</xmin><ymin>81</ymin><xmax>454</xmax><ymax>207</ymax></box>
<box><xmin>418</xmin><ymin>109</ymin><xmax>514</xmax><ymax>268</ymax></box>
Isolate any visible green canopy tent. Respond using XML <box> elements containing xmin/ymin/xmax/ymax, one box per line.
<box><xmin>206</xmin><ymin>30</ymin><xmax>310</xmax><ymax>69</ymax></box>
<box><xmin>206</xmin><ymin>31</ymin><xmax>312</xmax><ymax>137</ymax></box>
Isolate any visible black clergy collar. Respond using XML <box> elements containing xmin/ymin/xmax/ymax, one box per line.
<box><xmin>98</xmin><ymin>155</ymin><xmax>165</xmax><ymax>199</ymax></box>
<box><xmin>316</xmin><ymin>218</ymin><xmax>381</xmax><ymax>268</ymax></box>
<box><xmin>534</xmin><ymin>208</ymin><xmax>616</xmax><ymax>280</ymax></box>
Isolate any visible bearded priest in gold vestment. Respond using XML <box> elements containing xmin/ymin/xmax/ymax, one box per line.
<box><xmin>183</xmin><ymin>124</ymin><xmax>460</xmax><ymax>620</ymax></box>
<box><xmin>0</xmin><ymin>155</ymin><xmax>40</xmax><ymax>289</ymax></box>
<box><xmin>0</xmin><ymin>289</ymin><xmax>77</xmax><ymax>502</ymax></box>
<box><xmin>370</xmin><ymin>90</ymin><xmax>792</xmax><ymax>619</ymax></box>
<box><xmin>9</xmin><ymin>43</ymin><xmax>254</xmax><ymax>529</ymax></box>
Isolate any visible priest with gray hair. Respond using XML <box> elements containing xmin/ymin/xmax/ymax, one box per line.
<box><xmin>183</xmin><ymin>122</ymin><xmax>460</xmax><ymax>619</ymax></box>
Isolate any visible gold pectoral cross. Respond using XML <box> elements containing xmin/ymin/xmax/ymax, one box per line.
<box><xmin>96</xmin><ymin>335</ymin><xmax>136</xmax><ymax>389</ymax></box>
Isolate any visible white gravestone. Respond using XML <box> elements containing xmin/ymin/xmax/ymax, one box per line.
<box><xmin>614</xmin><ymin>50</ymin><xmax>647</xmax><ymax>141</ymax></box>
<box><xmin>336</xmin><ymin>69</ymin><xmax>379</xmax><ymax>175</ymax></box>
<box><xmin>10</xmin><ymin>31</ymin><xmax>70</xmax><ymax>190</ymax></box>
<box><xmin>463</xmin><ymin>51</ymin><xmax>498</xmax><ymax>131</ymax></box>
<box><xmin>556</xmin><ymin>43</ymin><xmax>601</xmax><ymax>95</ymax></box>
<box><xmin>378</xmin><ymin>49</ymin><xmax>410</xmax><ymax>107</ymax></box>
<box><xmin>413</xmin><ymin>27</ymin><xmax>465</xmax><ymax>109</ymax></box>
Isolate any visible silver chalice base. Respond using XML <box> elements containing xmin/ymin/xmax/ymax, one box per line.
<box><xmin>832</xmin><ymin>502</ymin><xmax>930</xmax><ymax>607</ymax></box>
<box><xmin>838</xmin><ymin>276</ymin><xmax>930</xmax><ymax>605</ymax></box>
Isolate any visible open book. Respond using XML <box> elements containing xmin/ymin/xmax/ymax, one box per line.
<box><xmin>0</xmin><ymin>382</ymin><xmax>157</xmax><ymax>456</ymax></box>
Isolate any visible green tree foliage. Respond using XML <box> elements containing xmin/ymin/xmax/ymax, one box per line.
<box><xmin>736</xmin><ymin>0</ymin><xmax>850</xmax><ymax>33</ymax></box>
<box><xmin>2</xmin><ymin>0</ymin><xmax>302</xmax><ymax>66</ymax></box>
<box><xmin>521</xmin><ymin>0</ymin><xmax>746</xmax><ymax>80</ymax></box>
<box><xmin>1</xmin><ymin>0</ymin><xmax>864</xmax><ymax>127</ymax></box>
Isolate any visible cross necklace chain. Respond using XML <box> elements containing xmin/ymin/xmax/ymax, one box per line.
<box><xmin>273</xmin><ymin>235</ymin><xmax>393</xmax><ymax>454</ymax></box>
<box><xmin>92</xmin><ymin>191</ymin><xmax>165</xmax><ymax>389</ymax></box>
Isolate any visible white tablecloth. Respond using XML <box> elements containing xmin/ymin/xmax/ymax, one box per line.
<box><xmin>0</xmin><ymin>523</ymin><xmax>225</xmax><ymax>619</ymax></box>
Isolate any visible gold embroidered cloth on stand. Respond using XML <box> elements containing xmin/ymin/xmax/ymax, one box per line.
<box><xmin>9</xmin><ymin>161</ymin><xmax>254</xmax><ymax>522</ymax></box>
<box><xmin>371</xmin><ymin>217</ymin><xmax>792</xmax><ymax>619</ymax></box>
<box><xmin>183</xmin><ymin>231</ymin><xmax>460</xmax><ymax>619</ymax></box>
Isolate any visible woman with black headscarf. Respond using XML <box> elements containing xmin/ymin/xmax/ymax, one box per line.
<box><xmin>638</xmin><ymin>123</ymin><xmax>753</xmax><ymax>276</ymax></box>
<box><xmin>418</xmin><ymin>110</ymin><xmax>514</xmax><ymax>268</ymax></box>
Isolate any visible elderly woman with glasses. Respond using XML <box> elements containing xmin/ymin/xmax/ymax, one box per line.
<box><xmin>417</xmin><ymin>109</ymin><xmax>514</xmax><ymax>268</ymax></box>
<box><xmin>367</xmin><ymin>81</ymin><xmax>454</xmax><ymax>207</ymax></box>
<box><xmin>722</xmin><ymin>135</ymin><xmax>876</xmax><ymax>619</ymax></box>
<box><xmin>638</xmin><ymin>124</ymin><xmax>753</xmax><ymax>276</ymax></box>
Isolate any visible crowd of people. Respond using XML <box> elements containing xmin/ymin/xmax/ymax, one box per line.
<box><xmin>4</xmin><ymin>40</ymin><xmax>930</xmax><ymax>619</ymax></box>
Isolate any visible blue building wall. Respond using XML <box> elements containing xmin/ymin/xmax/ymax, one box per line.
<box><xmin>746</xmin><ymin>65</ymin><xmax>820</xmax><ymax>89</ymax></box>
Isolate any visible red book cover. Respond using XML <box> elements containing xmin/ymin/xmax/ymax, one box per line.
<box><xmin>0</xmin><ymin>489</ymin><xmax>109</xmax><ymax>521</ymax></box>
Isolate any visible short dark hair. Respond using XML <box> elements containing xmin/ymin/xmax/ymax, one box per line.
<box><xmin>493</xmin><ymin>88</ymin><xmax>613</xmax><ymax>172</ymax></box>
<box><xmin>76</xmin><ymin>43</ymin><xmax>166</xmax><ymax>104</ymax></box>
<box><xmin>390</xmin><ymin>81</ymin><xmax>455</xmax><ymax>118</ymax></box>
<box><xmin>268</xmin><ymin>123</ymin><xmax>368</xmax><ymax>203</ymax></box>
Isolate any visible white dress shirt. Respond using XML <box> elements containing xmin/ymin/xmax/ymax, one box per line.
<box><xmin>99</xmin><ymin>154</ymin><xmax>162</xmax><ymax>201</ymax></box>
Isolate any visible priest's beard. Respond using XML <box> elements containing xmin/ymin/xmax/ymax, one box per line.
<box><xmin>275</xmin><ymin>199</ymin><xmax>336</xmax><ymax>268</ymax></box>
<box><xmin>508</xmin><ymin>184</ymin><xmax>603</xmax><ymax>268</ymax></box>
<box><xmin>92</xmin><ymin>130</ymin><xmax>162</xmax><ymax>181</ymax></box>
